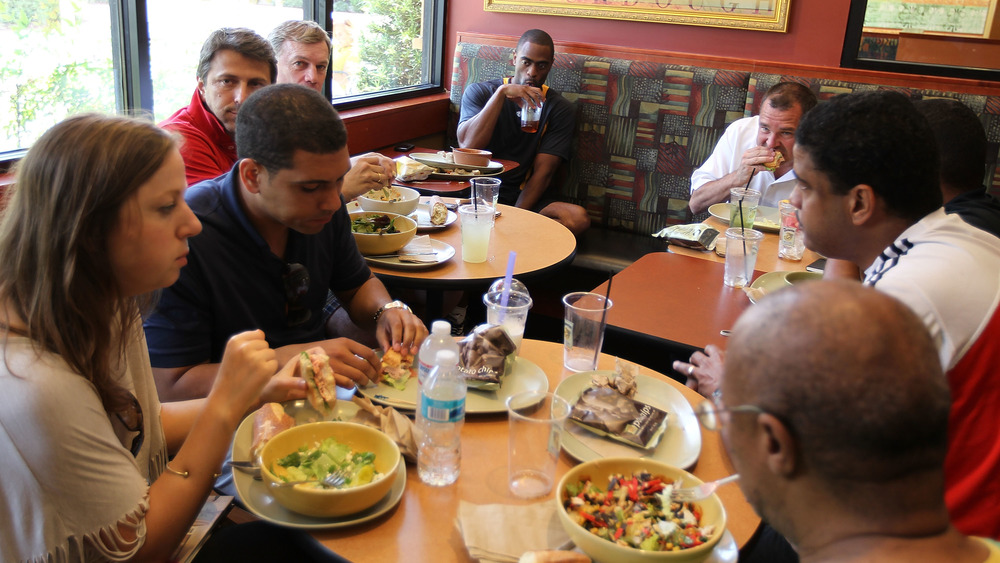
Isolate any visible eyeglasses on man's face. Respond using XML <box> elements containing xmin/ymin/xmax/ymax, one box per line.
<box><xmin>693</xmin><ymin>398</ymin><xmax>767</xmax><ymax>431</ymax></box>
<box><xmin>283</xmin><ymin>262</ymin><xmax>312</xmax><ymax>327</ymax></box>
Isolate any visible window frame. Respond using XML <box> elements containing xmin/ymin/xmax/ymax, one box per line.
<box><xmin>0</xmin><ymin>0</ymin><xmax>447</xmax><ymax>163</ymax></box>
<box><xmin>840</xmin><ymin>0</ymin><xmax>1000</xmax><ymax>82</ymax></box>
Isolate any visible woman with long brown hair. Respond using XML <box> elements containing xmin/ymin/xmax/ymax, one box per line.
<box><xmin>0</xmin><ymin>113</ymin><xmax>307</xmax><ymax>562</ymax></box>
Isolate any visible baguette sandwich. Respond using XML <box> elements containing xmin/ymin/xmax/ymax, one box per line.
<box><xmin>250</xmin><ymin>402</ymin><xmax>295</xmax><ymax>459</ymax></box>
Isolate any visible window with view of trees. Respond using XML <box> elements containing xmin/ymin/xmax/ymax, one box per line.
<box><xmin>1</xmin><ymin>0</ymin><xmax>443</xmax><ymax>155</ymax></box>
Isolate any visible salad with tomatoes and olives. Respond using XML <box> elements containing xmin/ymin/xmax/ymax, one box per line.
<box><xmin>562</xmin><ymin>472</ymin><xmax>715</xmax><ymax>552</ymax></box>
<box><xmin>351</xmin><ymin>214</ymin><xmax>400</xmax><ymax>235</ymax></box>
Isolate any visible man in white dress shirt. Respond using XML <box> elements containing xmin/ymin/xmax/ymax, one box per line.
<box><xmin>689</xmin><ymin>82</ymin><xmax>817</xmax><ymax>214</ymax></box>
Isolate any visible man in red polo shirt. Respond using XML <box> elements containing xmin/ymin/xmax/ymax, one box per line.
<box><xmin>160</xmin><ymin>28</ymin><xmax>275</xmax><ymax>185</ymax></box>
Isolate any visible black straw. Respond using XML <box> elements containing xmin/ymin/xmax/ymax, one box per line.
<box><xmin>592</xmin><ymin>270</ymin><xmax>613</xmax><ymax>367</ymax></box>
<box><xmin>738</xmin><ymin>170</ymin><xmax>757</xmax><ymax>274</ymax></box>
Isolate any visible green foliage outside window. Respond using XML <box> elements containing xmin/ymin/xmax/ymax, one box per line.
<box><xmin>355</xmin><ymin>0</ymin><xmax>423</xmax><ymax>92</ymax></box>
<box><xmin>1</xmin><ymin>0</ymin><xmax>114</xmax><ymax>151</ymax></box>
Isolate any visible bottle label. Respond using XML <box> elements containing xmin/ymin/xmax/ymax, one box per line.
<box><xmin>421</xmin><ymin>396</ymin><xmax>465</xmax><ymax>423</ymax></box>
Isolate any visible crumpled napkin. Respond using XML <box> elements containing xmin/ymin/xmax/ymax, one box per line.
<box><xmin>457</xmin><ymin>501</ymin><xmax>573</xmax><ymax>563</ymax></box>
<box><xmin>349</xmin><ymin>395</ymin><xmax>418</xmax><ymax>462</ymax></box>
<box><xmin>395</xmin><ymin>156</ymin><xmax>435</xmax><ymax>181</ymax></box>
<box><xmin>398</xmin><ymin>234</ymin><xmax>437</xmax><ymax>263</ymax></box>
<box><xmin>743</xmin><ymin>285</ymin><xmax>767</xmax><ymax>302</ymax></box>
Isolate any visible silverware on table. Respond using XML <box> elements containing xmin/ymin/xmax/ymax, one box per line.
<box><xmin>270</xmin><ymin>468</ymin><xmax>348</xmax><ymax>489</ymax></box>
<box><xmin>227</xmin><ymin>459</ymin><xmax>262</xmax><ymax>480</ymax></box>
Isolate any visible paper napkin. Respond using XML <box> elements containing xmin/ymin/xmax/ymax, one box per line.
<box><xmin>398</xmin><ymin>235</ymin><xmax>437</xmax><ymax>263</ymax></box>
<box><xmin>457</xmin><ymin>501</ymin><xmax>573</xmax><ymax>563</ymax></box>
<box><xmin>349</xmin><ymin>395</ymin><xmax>418</xmax><ymax>462</ymax></box>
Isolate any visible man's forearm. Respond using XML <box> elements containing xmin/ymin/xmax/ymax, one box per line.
<box><xmin>689</xmin><ymin>172</ymin><xmax>742</xmax><ymax>214</ymax></box>
<box><xmin>338</xmin><ymin>276</ymin><xmax>393</xmax><ymax>330</ymax></box>
<box><xmin>153</xmin><ymin>363</ymin><xmax>220</xmax><ymax>402</ymax></box>
<box><xmin>457</xmin><ymin>87</ymin><xmax>508</xmax><ymax>148</ymax></box>
<box><xmin>515</xmin><ymin>153</ymin><xmax>561</xmax><ymax>210</ymax></box>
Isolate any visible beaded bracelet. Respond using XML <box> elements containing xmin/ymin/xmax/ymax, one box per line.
<box><xmin>165</xmin><ymin>463</ymin><xmax>221</xmax><ymax>479</ymax></box>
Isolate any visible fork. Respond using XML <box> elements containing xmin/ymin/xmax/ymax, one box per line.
<box><xmin>671</xmin><ymin>474</ymin><xmax>740</xmax><ymax>502</ymax></box>
<box><xmin>270</xmin><ymin>468</ymin><xmax>349</xmax><ymax>489</ymax></box>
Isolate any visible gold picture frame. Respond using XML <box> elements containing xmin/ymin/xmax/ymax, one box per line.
<box><xmin>483</xmin><ymin>0</ymin><xmax>791</xmax><ymax>32</ymax></box>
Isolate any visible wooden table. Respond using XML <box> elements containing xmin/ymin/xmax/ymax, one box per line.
<box><xmin>668</xmin><ymin>215</ymin><xmax>821</xmax><ymax>273</ymax></box>
<box><xmin>595</xmin><ymin>253</ymin><xmax>756</xmax><ymax>355</ymax></box>
<box><xmin>365</xmin><ymin>198</ymin><xmax>576</xmax><ymax>320</ymax></box>
<box><xmin>367</xmin><ymin>201</ymin><xmax>576</xmax><ymax>290</ymax></box>
<box><xmin>312</xmin><ymin>339</ymin><xmax>760</xmax><ymax>561</ymax></box>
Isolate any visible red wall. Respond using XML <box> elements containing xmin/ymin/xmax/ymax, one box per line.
<box><xmin>446</xmin><ymin>1</ymin><xmax>853</xmax><ymax>74</ymax></box>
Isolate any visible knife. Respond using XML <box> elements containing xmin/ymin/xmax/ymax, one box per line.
<box><xmin>366</xmin><ymin>252</ymin><xmax>438</xmax><ymax>259</ymax></box>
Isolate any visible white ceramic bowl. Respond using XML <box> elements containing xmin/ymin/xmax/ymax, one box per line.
<box><xmin>349</xmin><ymin>211</ymin><xmax>417</xmax><ymax>256</ymax></box>
<box><xmin>556</xmin><ymin>457</ymin><xmax>727</xmax><ymax>563</ymax></box>
<box><xmin>357</xmin><ymin>186</ymin><xmax>420</xmax><ymax>216</ymax></box>
<box><xmin>259</xmin><ymin>421</ymin><xmax>401</xmax><ymax>518</ymax></box>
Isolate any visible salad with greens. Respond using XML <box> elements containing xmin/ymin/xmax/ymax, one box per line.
<box><xmin>562</xmin><ymin>471</ymin><xmax>715</xmax><ymax>552</ymax></box>
<box><xmin>351</xmin><ymin>214</ymin><xmax>400</xmax><ymax>235</ymax></box>
<box><xmin>272</xmin><ymin>437</ymin><xmax>381</xmax><ymax>489</ymax></box>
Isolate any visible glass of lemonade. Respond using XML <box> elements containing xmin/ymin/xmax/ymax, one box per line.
<box><xmin>459</xmin><ymin>204</ymin><xmax>495</xmax><ymax>263</ymax></box>
<box><xmin>729</xmin><ymin>188</ymin><xmax>761</xmax><ymax>228</ymax></box>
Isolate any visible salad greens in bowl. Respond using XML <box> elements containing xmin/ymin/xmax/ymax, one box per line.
<box><xmin>260</xmin><ymin>421</ymin><xmax>401</xmax><ymax>517</ymax></box>
<box><xmin>349</xmin><ymin>211</ymin><xmax>417</xmax><ymax>256</ymax></box>
<box><xmin>556</xmin><ymin>457</ymin><xmax>726</xmax><ymax>563</ymax></box>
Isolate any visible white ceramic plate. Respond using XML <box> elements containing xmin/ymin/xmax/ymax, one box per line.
<box><xmin>229</xmin><ymin>400</ymin><xmax>406</xmax><ymax>530</ymax></box>
<box><xmin>427</xmin><ymin>169</ymin><xmax>504</xmax><ymax>181</ymax></box>
<box><xmin>412</xmin><ymin>202</ymin><xmax>457</xmax><ymax>230</ymax></box>
<box><xmin>708</xmin><ymin>203</ymin><xmax>781</xmax><ymax>233</ymax></box>
<box><xmin>362</xmin><ymin>239</ymin><xmax>454</xmax><ymax>270</ymax></box>
<box><xmin>707</xmin><ymin>530</ymin><xmax>738</xmax><ymax>563</ymax></box>
<box><xmin>553</xmin><ymin>371</ymin><xmax>702</xmax><ymax>469</ymax></box>
<box><xmin>409</xmin><ymin>152</ymin><xmax>504</xmax><ymax>174</ymax></box>
<box><xmin>357</xmin><ymin>356</ymin><xmax>549</xmax><ymax>413</ymax></box>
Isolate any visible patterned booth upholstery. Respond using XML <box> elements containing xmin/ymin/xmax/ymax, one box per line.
<box><xmin>449</xmin><ymin>34</ymin><xmax>1000</xmax><ymax>271</ymax></box>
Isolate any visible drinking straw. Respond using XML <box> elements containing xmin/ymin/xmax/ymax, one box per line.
<box><xmin>498</xmin><ymin>251</ymin><xmax>516</xmax><ymax>322</ymax></box>
<box><xmin>591</xmin><ymin>270</ymin><xmax>614</xmax><ymax>368</ymax></box>
<box><xmin>472</xmin><ymin>180</ymin><xmax>478</xmax><ymax>211</ymax></box>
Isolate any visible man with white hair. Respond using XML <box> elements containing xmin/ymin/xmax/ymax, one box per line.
<box><xmin>268</xmin><ymin>20</ymin><xmax>396</xmax><ymax>201</ymax></box>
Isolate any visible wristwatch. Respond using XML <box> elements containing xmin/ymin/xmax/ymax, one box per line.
<box><xmin>374</xmin><ymin>300</ymin><xmax>412</xmax><ymax>322</ymax></box>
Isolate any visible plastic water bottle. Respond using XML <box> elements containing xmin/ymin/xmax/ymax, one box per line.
<box><xmin>417</xmin><ymin>349</ymin><xmax>465</xmax><ymax>486</ymax></box>
<box><xmin>417</xmin><ymin>320</ymin><xmax>460</xmax><ymax>385</ymax></box>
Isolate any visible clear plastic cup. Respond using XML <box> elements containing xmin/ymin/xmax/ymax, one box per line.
<box><xmin>506</xmin><ymin>390</ymin><xmax>570</xmax><ymax>499</ymax></box>
<box><xmin>458</xmin><ymin>204</ymin><xmax>495</xmax><ymax>263</ymax></box>
<box><xmin>723</xmin><ymin>228</ymin><xmax>764</xmax><ymax>288</ymax></box>
<box><xmin>729</xmin><ymin>188</ymin><xmax>761</xmax><ymax>229</ymax></box>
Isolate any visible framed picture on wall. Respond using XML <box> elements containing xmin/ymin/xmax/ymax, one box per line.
<box><xmin>483</xmin><ymin>0</ymin><xmax>791</xmax><ymax>32</ymax></box>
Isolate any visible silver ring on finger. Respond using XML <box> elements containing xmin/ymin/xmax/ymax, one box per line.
<box><xmin>687</xmin><ymin>365</ymin><xmax>695</xmax><ymax>376</ymax></box>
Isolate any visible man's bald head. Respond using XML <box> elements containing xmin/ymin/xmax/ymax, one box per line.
<box><xmin>724</xmin><ymin>281</ymin><xmax>950</xmax><ymax>483</ymax></box>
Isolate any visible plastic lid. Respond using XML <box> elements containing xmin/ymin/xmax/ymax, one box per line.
<box><xmin>435</xmin><ymin>349</ymin><xmax>458</xmax><ymax>364</ymax></box>
<box><xmin>431</xmin><ymin>320</ymin><xmax>451</xmax><ymax>334</ymax></box>
<box><xmin>488</xmin><ymin>277</ymin><xmax>529</xmax><ymax>296</ymax></box>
